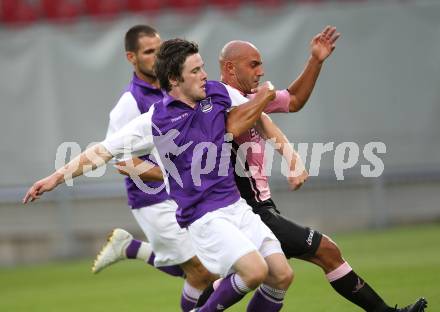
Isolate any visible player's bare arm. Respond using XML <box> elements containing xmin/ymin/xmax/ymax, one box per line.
<box><xmin>287</xmin><ymin>25</ymin><xmax>340</xmax><ymax>112</ymax></box>
<box><xmin>23</xmin><ymin>143</ymin><xmax>113</xmax><ymax>204</ymax></box>
<box><xmin>115</xmin><ymin>157</ymin><xmax>164</xmax><ymax>182</ymax></box>
<box><xmin>256</xmin><ymin>113</ymin><xmax>308</xmax><ymax>190</ymax></box>
<box><xmin>226</xmin><ymin>81</ymin><xmax>276</xmax><ymax>137</ymax></box>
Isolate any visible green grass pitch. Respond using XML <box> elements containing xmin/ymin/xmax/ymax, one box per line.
<box><xmin>1</xmin><ymin>224</ymin><xmax>439</xmax><ymax>311</ymax></box>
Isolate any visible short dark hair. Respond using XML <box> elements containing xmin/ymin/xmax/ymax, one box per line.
<box><xmin>154</xmin><ymin>39</ymin><xmax>199</xmax><ymax>92</ymax></box>
<box><xmin>125</xmin><ymin>25</ymin><xmax>158</xmax><ymax>52</ymax></box>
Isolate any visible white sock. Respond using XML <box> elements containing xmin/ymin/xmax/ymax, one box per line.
<box><xmin>133</xmin><ymin>241</ymin><xmax>153</xmax><ymax>261</ymax></box>
<box><xmin>183</xmin><ymin>280</ymin><xmax>203</xmax><ymax>301</ymax></box>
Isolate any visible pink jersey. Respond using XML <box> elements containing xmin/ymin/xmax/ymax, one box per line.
<box><xmin>231</xmin><ymin>88</ymin><xmax>290</xmax><ymax>203</ymax></box>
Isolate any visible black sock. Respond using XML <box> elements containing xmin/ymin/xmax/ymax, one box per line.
<box><xmin>330</xmin><ymin>270</ymin><xmax>391</xmax><ymax>312</ymax></box>
<box><xmin>194</xmin><ymin>282</ymin><xmax>215</xmax><ymax>308</ymax></box>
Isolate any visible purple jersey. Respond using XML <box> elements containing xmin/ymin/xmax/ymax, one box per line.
<box><xmin>106</xmin><ymin>73</ymin><xmax>168</xmax><ymax>208</ymax></box>
<box><xmin>151</xmin><ymin>81</ymin><xmax>241</xmax><ymax>227</ymax></box>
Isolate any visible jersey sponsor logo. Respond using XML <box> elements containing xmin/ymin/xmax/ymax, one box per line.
<box><xmin>200</xmin><ymin>97</ymin><xmax>213</xmax><ymax>113</ymax></box>
<box><xmin>306</xmin><ymin>229</ymin><xmax>315</xmax><ymax>246</ymax></box>
<box><xmin>170</xmin><ymin>112</ymin><xmax>189</xmax><ymax>123</ymax></box>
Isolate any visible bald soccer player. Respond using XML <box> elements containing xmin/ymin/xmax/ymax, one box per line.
<box><xmin>205</xmin><ymin>26</ymin><xmax>426</xmax><ymax>312</ymax></box>
<box><xmin>89</xmin><ymin>27</ymin><xmax>427</xmax><ymax>311</ymax></box>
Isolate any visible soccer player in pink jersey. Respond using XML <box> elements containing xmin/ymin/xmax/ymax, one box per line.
<box><xmin>204</xmin><ymin>26</ymin><xmax>426</xmax><ymax>312</ymax></box>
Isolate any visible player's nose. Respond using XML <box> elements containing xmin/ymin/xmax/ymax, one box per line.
<box><xmin>201</xmin><ymin>68</ymin><xmax>208</xmax><ymax>80</ymax></box>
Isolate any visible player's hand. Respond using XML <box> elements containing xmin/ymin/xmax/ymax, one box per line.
<box><xmin>251</xmin><ymin>81</ymin><xmax>276</xmax><ymax>102</ymax></box>
<box><xmin>287</xmin><ymin>155</ymin><xmax>308</xmax><ymax>191</ymax></box>
<box><xmin>22</xmin><ymin>174</ymin><xmax>61</xmax><ymax>204</ymax></box>
<box><xmin>310</xmin><ymin>25</ymin><xmax>340</xmax><ymax>63</ymax></box>
<box><xmin>288</xmin><ymin>169</ymin><xmax>308</xmax><ymax>191</ymax></box>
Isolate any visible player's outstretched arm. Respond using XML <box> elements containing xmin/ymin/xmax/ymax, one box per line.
<box><xmin>23</xmin><ymin>110</ymin><xmax>156</xmax><ymax>204</ymax></box>
<box><xmin>22</xmin><ymin>144</ymin><xmax>113</xmax><ymax>204</ymax></box>
<box><xmin>286</xmin><ymin>25</ymin><xmax>340</xmax><ymax>112</ymax></box>
<box><xmin>227</xmin><ymin>81</ymin><xmax>276</xmax><ymax>138</ymax></box>
<box><xmin>256</xmin><ymin>113</ymin><xmax>308</xmax><ymax>190</ymax></box>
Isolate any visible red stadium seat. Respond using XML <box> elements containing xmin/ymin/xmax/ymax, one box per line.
<box><xmin>291</xmin><ymin>0</ymin><xmax>324</xmax><ymax>4</ymax></box>
<box><xmin>126</xmin><ymin>0</ymin><xmax>163</xmax><ymax>13</ymax></box>
<box><xmin>167</xmin><ymin>0</ymin><xmax>204</xmax><ymax>12</ymax></box>
<box><xmin>83</xmin><ymin>0</ymin><xmax>124</xmax><ymax>17</ymax></box>
<box><xmin>1</xmin><ymin>0</ymin><xmax>38</xmax><ymax>24</ymax></box>
<box><xmin>41</xmin><ymin>0</ymin><xmax>81</xmax><ymax>21</ymax></box>
<box><xmin>209</xmin><ymin>0</ymin><xmax>242</xmax><ymax>10</ymax></box>
<box><xmin>253</xmin><ymin>0</ymin><xmax>286</xmax><ymax>7</ymax></box>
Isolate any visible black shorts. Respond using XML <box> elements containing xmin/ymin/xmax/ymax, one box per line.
<box><xmin>249</xmin><ymin>198</ymin><xmax>322</xmax><ymax>259</ymax></box>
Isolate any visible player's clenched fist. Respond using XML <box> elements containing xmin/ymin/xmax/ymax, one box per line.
<box><xmin>252</xmin><ymin>81</ymin><xmax>276</xmax><ymax>102</ymax></box>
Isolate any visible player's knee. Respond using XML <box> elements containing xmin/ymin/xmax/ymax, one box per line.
<box><xmin>276</xmin><ymin>265</ymin><xmax>294</xmax><ymax>289</ymax></box>
<box><xmin>234</xmin><ymin>251</ymin><xmax>269</xmax><ymax>289</ymax></box>
<box><xmin>243</xmin><ymin>261</ymin><xmax>269</xmax><ymax>289</ymax></box>
<box><xmin>320</xmin><ymin>235</ymin><xmax>342</xmax><ymax>259</ymax></box>
<box><xmin>248</xmin><ymin>265</ymin><xmax>269</xmax><ymax>289</ymax></box>
<box><xmin>280</xmin><ymin>265</ymin><xmax>295</xmax><ymax>289</ymax></box>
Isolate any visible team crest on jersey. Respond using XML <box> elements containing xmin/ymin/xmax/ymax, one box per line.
<box><xmin>200</xmin><ymin>97</ymin><xmax>213</xmax><ymax>113</ymax></box>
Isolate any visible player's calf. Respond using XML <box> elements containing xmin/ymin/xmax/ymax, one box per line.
<box><xmin>309</xmin><ymin>234</ymin><xmax>344</xmax><ymax>273</ymax></box>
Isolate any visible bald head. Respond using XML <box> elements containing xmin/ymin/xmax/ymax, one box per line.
<box><xmin>219</xmin><ymin>40</ymin><xmax>260</xmax><ymax>64</ymax></box>
<box><xmin>219</xmin><ymin>40</ymin><xmax>264</xmax><ymax>94</ymax></box>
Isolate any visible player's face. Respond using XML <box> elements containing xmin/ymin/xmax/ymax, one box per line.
<box><xmin>179</xmin><ymin>53</ymin><xmax>208</xmax><ymax>101</ymax></box>
<box><xmin>235</xmin><ymin>49</ymin><xmax>264</xmax><ymax>94</ymax></box>
<box><xmin>133</xmin><ymin>34</ymin><xmax>161</xmax><ymax>79</ymax></box>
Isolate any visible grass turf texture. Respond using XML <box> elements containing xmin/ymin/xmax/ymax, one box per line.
<box><xmin>1</xmin><ymin>224</ymin><xmax>438</xmax><ymax>311</ymax></box>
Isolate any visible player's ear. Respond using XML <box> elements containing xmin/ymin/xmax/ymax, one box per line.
<box><xmin>169</xmin><ymin>76</ymin><xmax>179</xmax><ymax>88</ymax></box>
<box><xmin>225</xmin><ymin>61</ymin><xmax>236</xmax><ymax>75</ymax></box>
<box><xmin>126</xmin><ymin>51</ymin><xmax>136</xmax><ymax>65</ymax></box>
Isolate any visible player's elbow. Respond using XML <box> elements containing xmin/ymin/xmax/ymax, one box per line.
<box><xmin>114</xmin><ymin>161</ymin><xmax>129</xmax><ymax>177</ymax></box>
<box><xmin>289</xmin><ymin>94</ymin><xmax>307</xmax><ymax>112</ymax></box>
<box><xmin>289</xmin><ymin>105</ymin><xmax>298</xmax><ymax>112</ymax></box>
<box><xmin>225</xmin><ymin>122</ymin><xmax>242</xmax><ymax>138</ymax></box>
<box><xmin>116</xmin><ymin>168</ymin><xmax>129</xmax><ymax>176</ymax></box>
<box><xmin>289</xmin><ymin>101</ymin><xmax>301</xmax><ymax>112</ymax></box>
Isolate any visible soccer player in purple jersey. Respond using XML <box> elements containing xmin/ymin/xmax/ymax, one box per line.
<box><xmin>202</xmin><ymin>26</ymin><xmax>426</xmax><ymax>312</ymax></box>
<box><xmin>23</xmin><ymin>39</ymin><xmax>294</xmax><ymax>311</ymax></box>
<box><xmin>89</xmin><ymin>25</ymin><xmax>217</xmax><ymax>311</ymax></box>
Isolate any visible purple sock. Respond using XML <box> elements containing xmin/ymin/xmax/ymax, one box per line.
<box><xmin>147</xmin><ymin>253</ymin><xmax>185</xmax><ymax>277</ymax></box>
<box><xmin>181</xmin><ymin>293</ymin><xmax>197</xmax><ymax>312</ymax></box>
<box><xmin>125</xmin><ymin>239</ymin><xmax>142</xmax><ymax>259</ymax></box>
<box><xmin>180</xmin><ymin>280</ymin><xmax>201</xmax><ymax>312</ymax></box>
<box><xmin>247</xmin><ymin>285</ymin><xmax>285</xmax><ymax>312</ymax></box>
<box><xmin>199</xmin><ymin>274</ymin><xmax>250</xmax><ymax>312</ymax></box>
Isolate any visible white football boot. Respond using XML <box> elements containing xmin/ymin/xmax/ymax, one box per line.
<box><xmin>92</xmin><ymin>228</ymin><xmax>133</xmax><ymax>273</ymax></box>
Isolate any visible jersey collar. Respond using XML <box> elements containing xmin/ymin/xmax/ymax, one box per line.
<box><xmin>132</xmin><ymin>72</ymin><xmax>160</xmax><ymax>91</ymax></box>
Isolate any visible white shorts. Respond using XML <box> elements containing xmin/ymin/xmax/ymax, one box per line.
<box><xmin>132</xmin><ymin>199</ymin><xmax>196</xmax><ymax>267</ymax></box>
<box><xmin>187</xmin><ymin>198</ymin><xmax>283</xmax><ymax>277</ymax></box>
